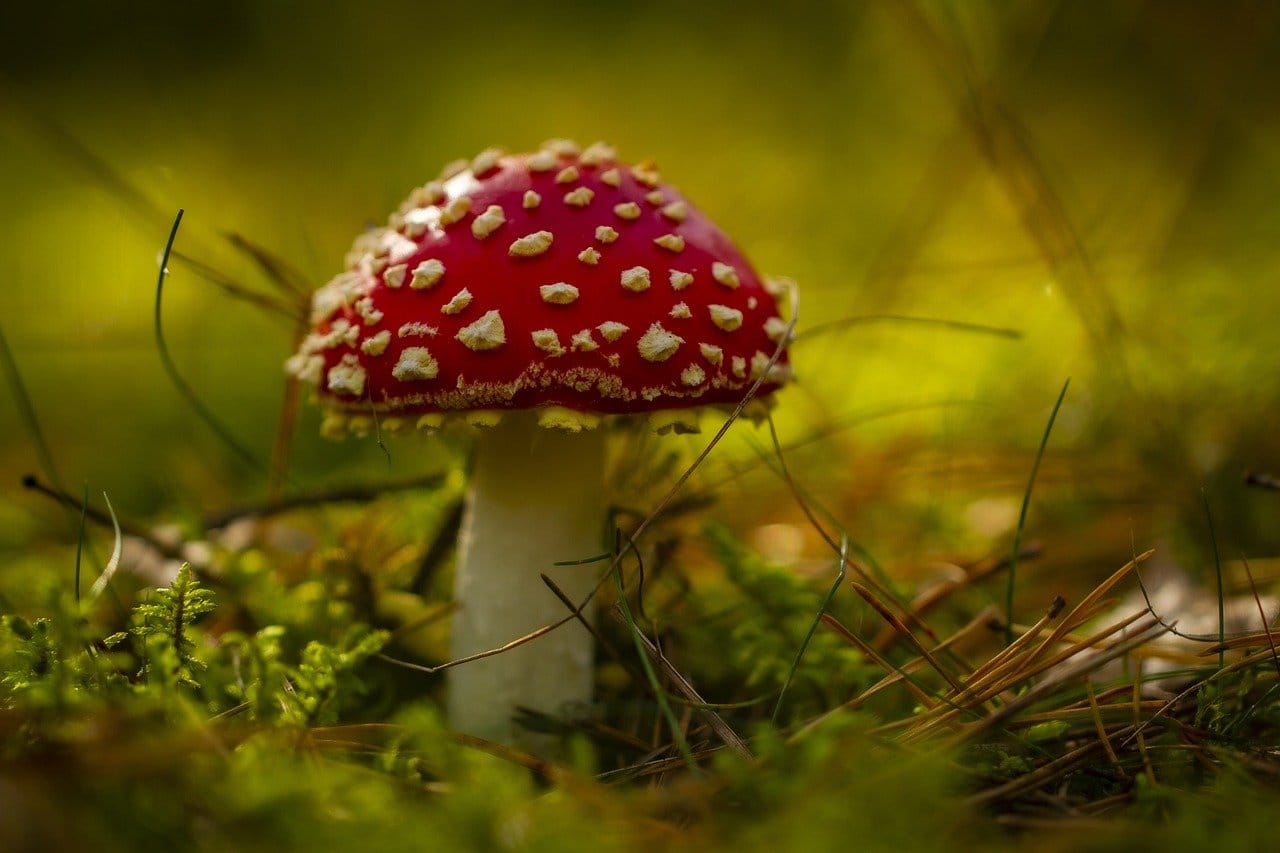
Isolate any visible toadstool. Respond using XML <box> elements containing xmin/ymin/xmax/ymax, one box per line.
<box><xmin>288</xmin><ymin>140</ymin><xmax>793</xmax><ymax>749</ymax></box>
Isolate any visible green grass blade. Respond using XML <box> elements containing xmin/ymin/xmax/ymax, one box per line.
<box><xmin>88</xmin><ymin>492</ymin><xmax>123</xmax><ymax>601</ymax></box>
<box><xmin>772</xmin><ymin>535</ymin><xmax>848</xmax><ymax>723</ymax></box>
<box><xmin>1203</xmin><ymin>489</ymin><xmax>1225</xmax><ymax>669</ymax></box>
<box><xmin>1005</xmin><ymin>378</ymin><xmax>1070</xmax><ymax>645</ymax></box>
<box><xmin>153</xmin><ymin>210</ymin><xmax>264</xmax><ymax>473</ymax></box>
<box><xmin>612</xmin><ymin>533</ymin><xmax>696</xmax><ymax>772</ymax></box>
<box><xmin>74</xmin><ymin>482</ymin><xmax>88</xmax><ymax>603</ymax></box>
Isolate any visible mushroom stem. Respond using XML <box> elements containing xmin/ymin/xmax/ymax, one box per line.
<box><xmin>447</xmin><ymin>414</ymin><xmax>606</xmax><ymax>749</ymax></box>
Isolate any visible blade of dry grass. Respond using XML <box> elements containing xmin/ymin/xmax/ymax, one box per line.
<box><xmin>1131</xmin><ymin>662</ymin><xmax>1158</xmax><ymax>787</ymax></box>
<box><xmin>1117</xmin><ymin>648</ymin><xmax>1276</xmax><ymax>751</ymax></box>
<box><xmin>610</xmin><ymin>551</ymin><xmax>696</xmax><ymax>771</ymax></box>
<box><xmin>1204</xmin><ymin>632</ymin><xmax>1280</xmax><ymax>655</ymax></box>
<box><xmin>378</xmin><ymin>618</ymin><xmax>574</xmax><ymax>674</ymax></box>
<box><xmin>947</xmin><ymin>597</ymin><xmax>1068</xmax><ymax>701</ymax></box>
<box><xmin>698</xmin><ymin>398</ymin><xmax>979</xmax><ymax>497</ymax></box>
<box><xmin>1009</xmin><ymin>697</ymin><xmax>1166</xmax><ymax>729</ymax></box>
<box><xmin>903</xmin><ymin>605</ymin><xmax>1151</xmax><ymax>741</ymax></box>
<box><xmin>854</xmin><ymin>606</ymin><xmax>999</xmax><ymax>708</ymax></box>
<box><xmin>222</xmin><ymin>232</ymin><xmax>312</xmax><ymax>299</ymax></box>
<box><xmin>1013</xmin><ymin>550</ymin><xmax>1154</xmax><ymax>676</ymax></box>
<box><xmin>602</xmin><ymin>606</ymin><xmax>752</xmax><ymax>759</ymax></box>
<box><xmin>950</xmin><ymin>617</ymin><xmax>1170</xmax><ymax>745</ymax></box>
<box><xmin>819</xmin><ymin>613</ymin><xmax>939</xmax><ymax>710</ymax></box>
<box><xmin>847</xmin><ymin>580</ymin><xmax>962</xmax><ymax>693</ymax></box>
<box><xmin>791</xmin><ymin>605</ymin><xmax>1000</xmax><ymax>743</ymax></box>
<box><xmin>763</xmin><ymin>414</ymin><xmax>933</xmax><ymax>638</ymax></box>
<box><xmin>872</xmin><ymin>546</ymin><xmax>1041</xmax><ymax>651</ymax></box>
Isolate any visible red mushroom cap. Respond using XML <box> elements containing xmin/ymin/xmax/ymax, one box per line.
<box><xmin>287</xmin><ymin>141</ymin><xmax>792</xmax><ymax>433</ymax></box>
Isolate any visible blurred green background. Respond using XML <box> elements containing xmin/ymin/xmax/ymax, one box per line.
<box><xmin>2</xmin><ymin>0</ymin><xmax>1279</xmax><ymax>603</ymax></box>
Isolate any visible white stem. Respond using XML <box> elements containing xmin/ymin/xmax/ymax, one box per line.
<box><xmin>446</xmin><ymin>414</ymin><xmax>606</xmax><ymax>749</ymax></box>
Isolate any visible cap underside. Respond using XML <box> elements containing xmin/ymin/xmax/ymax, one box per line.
<box><xmin>317</xmin><ymin>398</ymin><xmax>777</xmax><ymax>439</ymax></box>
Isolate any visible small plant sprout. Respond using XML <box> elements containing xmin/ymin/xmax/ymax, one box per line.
<box><xmin>288</xmin><ymin>140</ymin><xmax>794</xmax><ymax>749</ymax></box>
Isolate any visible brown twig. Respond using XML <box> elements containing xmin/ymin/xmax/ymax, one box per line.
<box><xmin>203</xmin><ymin>473</ymin><xmax>448</xmax><ymax>528</ymax></box>
<box><xmin>1245</xmin><ymin>471</ymin><xmax>1280</xmax><ymax>491</ymax></box>
<box><xmin>22</xmin><ymin>474</ymin><xmax>185</xmax><ymax>563</ymax></box>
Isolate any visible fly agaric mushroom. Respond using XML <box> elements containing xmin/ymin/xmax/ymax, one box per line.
<box><xmin>287</xmin><ymin>140</ymin><xmax>792</xmax><ymax>748</ymax></box>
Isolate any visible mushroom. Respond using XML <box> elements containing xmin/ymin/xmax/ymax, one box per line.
<box><xmin>288</xmin><ymin>140</ymin><xmax>793</xmax><ymax>749</ymax></box>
